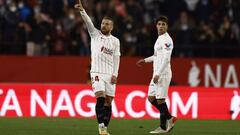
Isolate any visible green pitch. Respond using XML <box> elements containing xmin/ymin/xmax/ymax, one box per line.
<box><xmin>0</xmin><ymin>118</ymin><xmax>239</xmax><ymax>135</ymax></box>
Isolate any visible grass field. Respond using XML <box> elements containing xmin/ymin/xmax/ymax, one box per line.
<box><xmin>0</xmin><ymin>118</ymin><xmax>239</xmax><ymax>135</ymax></box>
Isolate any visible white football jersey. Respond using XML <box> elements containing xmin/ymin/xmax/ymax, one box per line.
<box><xmin>153</xmin><ymin>32</ymin><xmax>173</xmax><ymax>77</ymax></box>
<box><xmin>80</xmin><ymin>10</ymin><xmax>121</xmax><ymax>75</ymax></box>
<box><xmin>144</xmin><ymin>32</ymin><xmax>173</xmax><ymax>98</ymax></box>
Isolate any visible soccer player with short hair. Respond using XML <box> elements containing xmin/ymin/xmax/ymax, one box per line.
<box><xmin>75</xmin><ymin>1</ymin><xmax>120</xmax><ymax>135</ymax></box>
<box><xmin>137</xmin><ymin>16</ymin><xmax>177</xmax><ymax>133</ymax></box>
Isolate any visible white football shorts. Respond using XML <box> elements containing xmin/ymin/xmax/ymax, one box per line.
<box><xmin>90</xmin><ymin>73</ymin><xmax>116</xmax><ymax>97</ymax></box>
<box><xmin>148</xmin><ymin>74</ymin><xmax>172</xmax><ymax>99</ymax></box>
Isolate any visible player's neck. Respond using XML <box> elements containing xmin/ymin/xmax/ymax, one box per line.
<box><xmin>158</xmin><ymin>31</ymin><xmax>167</xmax><ymax>36</ymax></box>
<box><xmin>102</xmin><ymin>33</ymin><xmax>111</xmax><ymax>36</ymax></box>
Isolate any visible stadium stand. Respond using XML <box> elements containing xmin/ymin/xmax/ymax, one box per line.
<box><xmin>0</xmin><ymin>0</ymin><xmax>239</xmax><ymax>57</ymax></box>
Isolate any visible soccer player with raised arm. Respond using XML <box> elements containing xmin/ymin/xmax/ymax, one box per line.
<box><xmin>136</xmin><ymin>16</ymin><xmax>177</xmax><ymax>134</ymax></box>
<box><xmin>75</xmin><ymin>1</ymin><xmax>120</xmax><ymax>135</ymax></box>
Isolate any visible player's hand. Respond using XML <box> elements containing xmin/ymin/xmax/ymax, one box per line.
<box><xmin>111</xmin><ymin>75</ymin><xmax>117</xmax><ymax>85</ymax></box>
<box><xmin>74</xmin><ymin>0</ymin><xmax>84</xmax><ymax>11</ymax></box>
<box><xmin>136</xmin><ymin>59</ymin><xmax>145</xmax><ymax>67</ymax></box>
<box><xmin>153</xmin><ymin>75</ymin><xmax>159</xmax><ymax>84</ymax></box>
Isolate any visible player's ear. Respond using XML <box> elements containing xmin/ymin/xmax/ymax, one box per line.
<box><xmin>111</xmin><ymin>24</ymin><xmax>114</xmax><ymax>31</ymax></box>
<box><xmin>109</xmin><ymin>22</ymin><xmax>114</xmax><ymax>31</ymax></box>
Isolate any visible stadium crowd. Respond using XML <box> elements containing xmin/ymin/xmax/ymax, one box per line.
<box><xmin>0</xmin><ymin>0</ymin><xmax>240</xmax><ymax>57</ymax></box>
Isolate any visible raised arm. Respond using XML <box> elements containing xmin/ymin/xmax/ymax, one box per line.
<box><xmin>74</xmin><ymin>0</ymin><xmax>98</xmax><ymax>37</ymax></box>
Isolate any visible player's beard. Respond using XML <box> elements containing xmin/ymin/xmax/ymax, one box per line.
<box><xmin>101</xmin><ymin>28</ymin><xmax>110</xmax><ymax>35</ymax></box>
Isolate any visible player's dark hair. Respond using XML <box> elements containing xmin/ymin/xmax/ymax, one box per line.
<box><xmin>155</xmin><ymin>16</ymin><xmax>168</xmax><ymax>24</ymax></box>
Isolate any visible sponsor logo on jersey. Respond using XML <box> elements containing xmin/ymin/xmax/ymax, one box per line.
<box><xmin>101</xmin><ymin>46</ymin><xmax>113</xmax><ymax>56</ymax></box>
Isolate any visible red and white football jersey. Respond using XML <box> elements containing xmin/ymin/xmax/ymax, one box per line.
<box><xmin>80</xmin><ymin>10</ymin><xmax>121</xmax><ymax>75</ymax></box>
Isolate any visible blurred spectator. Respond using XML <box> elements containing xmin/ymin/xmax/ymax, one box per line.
<box><xmin>18</xmin><ymin>0</ymin><xmax>31</xmax><ymax>22</ymax></box>
<box><xmin>172</xmin><ymin>11</ymin><xmax>195</xmax><ymax>45</ymax></box>
<box><xmin>49</xmin><ymin>21</ymin><xmax>68</xmax><ymax>55</ymax></box>
<box><xmin>218</xmin><ymin>16</ymin><xmax>238</xmax><ymax>45</ymax></box>
<box><xmin>171</xmin><ymin>11</ymin><xmax>196</xmax><ymax>57</ymax></box>
<box><xmin>62</xmin><ymin>8</ymin><xmax>76</xmax><ymax>33</ymax></box>
<box><xmin>3</xmin><ymin>1</ymin><xmax>21</xmax><ymax>54</ymax></box>
<box><xmin>196</xmin><ymin>21</ymin><xmax>216</xmax><ymax>45</ymax></box>
<box><xmin>70</xmin><ymin>22</ymin><xmax>90</xmax><ymax>56</ymax></box>
<box><xmin>28</xmin><ymin>12</ymin><xmax>53</xmax><ymax>56</ymax></box>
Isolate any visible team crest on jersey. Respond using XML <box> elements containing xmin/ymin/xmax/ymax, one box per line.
<box><xmin>164</xmin><ymin>43</ymin><xmax>171</xmax><ymax>50</ymax></box>
<box><xmin>101</xmin><ymin>46</ymin><xmax>113</xmax><ymax>55</ymax></box>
